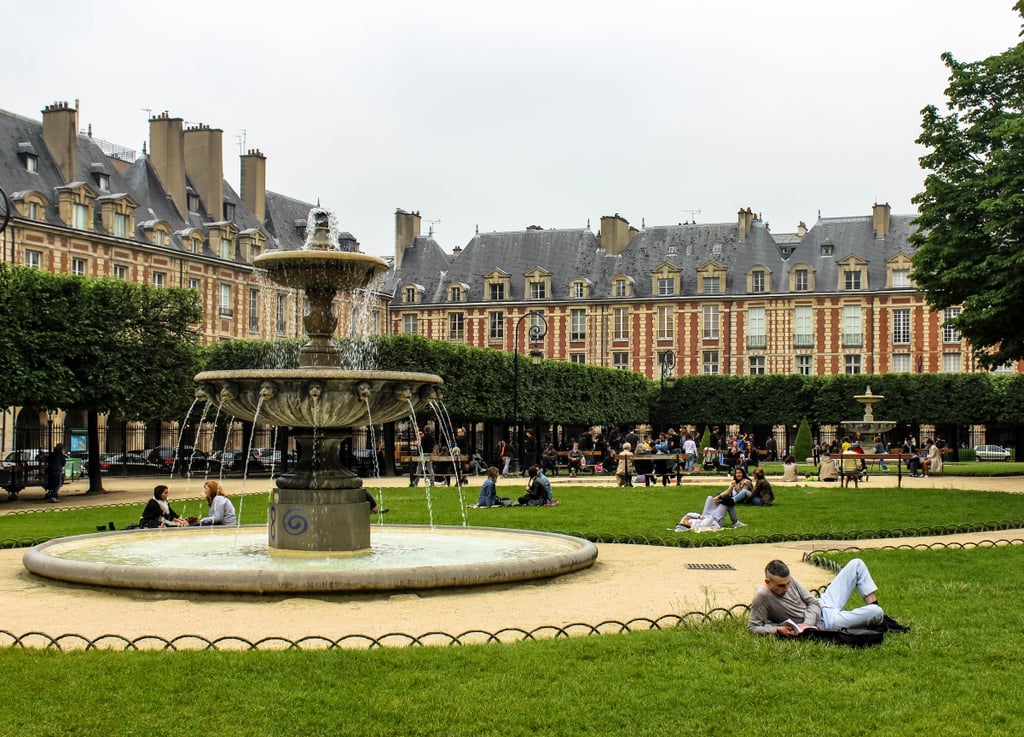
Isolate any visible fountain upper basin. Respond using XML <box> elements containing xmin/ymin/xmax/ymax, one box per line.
<box><xmin>194</xmin><ymin>369</ymin><xmax>443</xmax><ymax>427</ymax></box>
<box><xmin>254</xmin><ymin>250</ymin><xmax>389</xmax><ymax>291</ymax></box>
<box><xmin>23</xmin><ymin>525</ymin><xmax>600</xmax><ymax>594</ymax></box>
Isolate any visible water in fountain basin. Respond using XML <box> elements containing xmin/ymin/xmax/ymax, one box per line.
<box><xmin>43</xmin><ymin>528</ymin><xmax>585</xmax><ymax>573</ymax></box>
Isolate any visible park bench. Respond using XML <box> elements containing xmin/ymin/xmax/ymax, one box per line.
<box><xmin>398</xmin><ymin>453</ymin><xmax>467</xmax><ymax>486</ymax></box>
<box><xmin>838</xmin><ymin>453</ymin><xmax>918</xmax><ymax>488</ymax></box>
<box><xmin>553</xmin><ymin>450</ymin><xmax>604</xmax><ymax>475</ymax></box>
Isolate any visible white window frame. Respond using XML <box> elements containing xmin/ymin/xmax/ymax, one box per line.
<box><xmin>702</xmin><ymin>304</ymin><xmax>720</xmax><ymax>340</ymax></box>
<box><xmin>612</xmin><ymin>307</ymin><xmax>629</xmax><ymax>341</ymax></box>
<box><xmin>570</xmin><ymin>309</ymin><xmax>586</xmax><ymax>341</ymax></box>
<box><xmin>657</xmin><ymin>305</ymin><xmax>674</xmax><ymax>340</ymax></box>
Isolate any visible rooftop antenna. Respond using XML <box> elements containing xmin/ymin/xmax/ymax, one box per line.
<box><xmin>682</xmin><ymin>208</ymin><xmax>701</xmax><ymax>223</ymax></box>
<box><xmin>141</xmin><ymin>107</ymin><xmax>152</xmax><ymax>119</ymax></box>
<box><xmin>427</xmin><ymin>218</ymin><xmax>441</xmax><ymax>236</ymax></box>
<box><xmin>235</xmin><ymin>129</ymin><xmax>247</xmax><ymax>155</ymax></box>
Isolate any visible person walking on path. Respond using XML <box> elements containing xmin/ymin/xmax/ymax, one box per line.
<box><xmin>43</xmin><ymin>444</ymin><xmax>67</xmax><ymax>503</ymax></box>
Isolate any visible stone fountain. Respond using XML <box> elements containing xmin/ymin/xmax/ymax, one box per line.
<box><xmin>23</xmin><ymin>208</ymin><xmax>597</xmax><ymax>593</ymax></box>
<box><xmin>841</xmin><ymin>386</ymin><xmax>897</xmax><ymax>438</ymax></box>
<box><xmin>194</xmin><ymin>211</ymin><xmax>442</xmax><ymax>554</ymax></box>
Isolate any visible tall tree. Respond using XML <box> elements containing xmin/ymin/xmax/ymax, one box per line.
<box><xmin>0</xmin><ymin>267</ymin><xmax>201</xmax><ymax>492</ymax></box>
<box><xmin>911</xmin><ymin>3</ymin><xmax>1024</xmax><ymax>368</ymax></box>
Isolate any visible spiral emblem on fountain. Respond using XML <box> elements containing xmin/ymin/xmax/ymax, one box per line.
<box><xmin>282</xmin><ymin>508</ymin><xmax>309</xmax><ymax>536</ymax></box>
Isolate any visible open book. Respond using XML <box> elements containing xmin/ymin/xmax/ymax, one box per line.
<box><xmin>783</xmin><ymin>619</ymin><xmax>818</xmax><ymax>634</ymax></box>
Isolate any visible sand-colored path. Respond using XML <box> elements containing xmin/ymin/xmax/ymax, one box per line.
<box><xmin>2</xmin><ymin>472</ymin><xmax>1022</xmax><ymax>648</ymax></box>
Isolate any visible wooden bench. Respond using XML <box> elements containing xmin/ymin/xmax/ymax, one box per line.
<box><xmin>398</xmin><ymin>454</ymin><xmax>467</xmax><ymax>485</ymax></box>
<box><xmin>838</xmin><ymin>453</ymin><xmax>918</xmax><ymax>488</ymax></box>
<box><xmin>552</xmin><ymin>450</ymin><xmax>604</xmax><ymax>475</ymax></box>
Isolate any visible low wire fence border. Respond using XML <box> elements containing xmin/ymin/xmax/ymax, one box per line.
<box><xmin>2</xmin><ymin>537</ymin><xmax>1023</xmax><ymax>651</ymax></box>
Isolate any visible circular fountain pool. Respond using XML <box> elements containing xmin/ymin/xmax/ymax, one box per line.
<box><xmin>23</xmin><ymin>525</ymin><xmax>599</xmax><ymax>594</ymax></box>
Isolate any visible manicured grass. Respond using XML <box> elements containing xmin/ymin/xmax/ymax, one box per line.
<box><xmin>6</xmin><ymin>481</ymin><xmax>1024</xmax><ymax>544</ymax></box>
<box><xmin>2</xmin><ymin>545</ymin><xmax>1024</xmax><ymax>736</ymax></box>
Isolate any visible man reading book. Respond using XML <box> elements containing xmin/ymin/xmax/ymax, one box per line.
<box><xmin>748</xmin><ymin>558</ymin><xmax>908</xmax><ymax>636</ymax></box>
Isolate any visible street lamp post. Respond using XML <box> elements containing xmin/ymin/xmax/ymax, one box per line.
<box><xmin>512</xmin><ymin>310</ymin><xmax>548</xmax><ymax>475</ymax></box>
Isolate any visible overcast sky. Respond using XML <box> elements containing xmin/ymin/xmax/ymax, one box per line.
<box><xmin>5</xmin><ymin>1</ymin><xmax>1022</xmax><ymax>259</ymax></box>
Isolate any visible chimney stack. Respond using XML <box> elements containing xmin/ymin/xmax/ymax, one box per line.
<box><xmin>395</xmin><ymin>208</ymin><xmax>422</xmax><ymax>269</ymax></box>
<box><xmin>183</xmin><ymin>124</ymin><xmax>225</xmax><ymax>220</ymax></box>
<box><xmin>872</xmin><ymin>202</ymin><xmax>891</xmax><ymax>238</ymax></box>
<box><xmin>41</xmin><ymin>101</ymin><xmax>79</xmax><ymax>184</ymax></box>
<box><xmin>240</xmin><ymin>149</ymin><xmax>267</xmax><ymax>224</ymax></box>
<box><xmin>599</xmin><ymin>213</ymin><xmax>632</xmax><ymax>255</ymax></box>
<box><xmin>148</xmin><ymin>112</ymin><xmax>188</xmax><ymax>218</ymax></box>
<box><xmin>737</xmin><ymin>207</ymin><xmax>755</xmax><ymax>238</ymax></box>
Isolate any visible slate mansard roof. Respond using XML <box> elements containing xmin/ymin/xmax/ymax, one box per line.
<box><xmin>0</xmin><ymin>106</ymin><xmax>315</xmax><ymax>256</ymax></box>
<box><xmin>390</xmin><ymin>211</ymin><xmax>919</xmax><ymax>304</ymax></box>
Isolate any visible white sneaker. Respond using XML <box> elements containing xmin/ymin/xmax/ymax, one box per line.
<box><xmin>733</xmin><ymin>521</ymin><xmax>747</xmax><ymax>528</ymax></box>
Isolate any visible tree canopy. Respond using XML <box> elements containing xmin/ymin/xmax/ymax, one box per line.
<box><xmin>911</xmin><ymin>3</ymin><xmax>1024</xmax><ymax>368</ymax></box>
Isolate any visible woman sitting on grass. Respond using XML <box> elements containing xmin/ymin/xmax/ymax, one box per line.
<box><xmin>782</xmin><ymin>454</ymin><xmax>800</xmax><ymax>482</ymax></box>
<box><xmin>749</xmin><ymin>467</ymin><xmax>774</xmax><ymax>506</ymax></box>
<box><xmin>469</xmin><ymin>466</ymin><xmax>501</xmax><ymax>508</ymax></box>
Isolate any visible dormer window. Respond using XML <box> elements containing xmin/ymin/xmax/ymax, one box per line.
<box><xmin>570</xmin><ymin>279</ymin><xmax>591</xmax><ymax>299</ymax></box>
<box><xmin>448</xmin><ymin>283</ymin><xmax>469</xmax><ymax>302</ymax></box>
<box><xmin>113</xmin><ymin>213</ymin><xmax>128</xmax><ymax>238</ymax></box>
<box><xmin>838</xmin><ymin>255</ymin><xmax>868</xmax><ymax>291</ymax></box>
<box><xmin>95</xmin><ymin>173</ymin><xmax>109</xmax><ymax>191</ymax></box>
<box><xmin>484</xmin><ymin>269</ymin><xmax>511</xmax><ymax>301</ymax></box>
<box><xmin>524</xmin><ymin>267</ymin><xmax>552</xmax><ymax>300</ymax></box>
<box><xmin>789</xmin><ymin>264</ymin><xmax>815</xmax><ymax>292</ymax></box>
<box><xmin>651</xmin><ymin>264</ymin><xmax>680</xmax><ymax>297</ymax></box>
<box><xmin>821</xmin><ymin>240</ymin><xmax>834</xmax><ymax>257</ymax></box>
<box><xmin>17</xmin><ymin>142</ymin><xmax>38</xmax><ymax>172</ymax></box>
<box><xmin>220</xmin><ymin>238</ymin><xmax>233</xmax><ymax>259</ymax></box>
<box><xmin>12</xmin><ymin>191</ymin><xmax>49</xmax><ymax>222</ymax></box>
<box><xmin>223</xmin><ymin>202</ymin><xmax>236</xmax><ymax>221</ymax></box>
<box><xmin>402</xmin><ymin>284</ymin><xmax>425</xmax><ymax>304</ymax></box>
<box><xmin>612</xmin><ymin>276</ymin><xmax>634</xmax><ymax>298</ymax></box>
<box><xmin>886</xmin><ymin>253</ymin><xmax>914</xmax><ymax>289</ymax></box>
<box><xmin>188</xmin><ymin>192</ymin><xmax>201</xmax><ymax>213</ymax></box>
<box><xmin>747</xmin><ymin>267</ymin><xmax>771</xmax><ymax>294</ymax></box>
<box><xmin>704</xmin><ymin>276</ymin><xmax>721</xmax><ymax>294</ymax></box>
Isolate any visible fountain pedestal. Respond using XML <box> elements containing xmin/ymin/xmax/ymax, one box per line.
<box><xmin>270</xmin><ymin>487</ymin><xmax>371</xmax><ymax>554</ymax></box>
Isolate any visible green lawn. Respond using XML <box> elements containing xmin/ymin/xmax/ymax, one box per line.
<box><xmin>5</xmin><ymin>481</ymin><xmax>1024</xmax><ymax>545</ymax></box>
<box><xmin>3</xmin><ymin>481</ymin><xmax>1024</xmax><ymax>736</ymax></box>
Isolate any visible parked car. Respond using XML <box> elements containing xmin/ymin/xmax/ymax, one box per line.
<box><xmin>1</xmin><ymin>448</ymin><xmax>49</xmax><ymax>469</ymax></box>
<box><xmin>254</xmin><ymin>447</ymin><xmax>292</xmax><ymax>466</ymax></box>
<box><xmin>209</xmin><ymin>449</ymin><xmax>265</xmax><ymax>473</ymax></box>
<box><xmin>85</xmin><ymin>452</ymin><xmax>161</xmax><ymax>476</ymax></box>
<box><xmin>144</xmin><ymin>446</ymin><xmax>210</xmax><ymax>473</ymax></box>
<box><xmin>974</xmin><ymin>444</ymin><xmax>1012</xmax><ymax>462</ymax></box>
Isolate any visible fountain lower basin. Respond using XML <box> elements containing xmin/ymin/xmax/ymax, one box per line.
<box><xmin>22</xmin><ymin>525</ymin><xmax>599</xmax><ymax>594</ymax></box>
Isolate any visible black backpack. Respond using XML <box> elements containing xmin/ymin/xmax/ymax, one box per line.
<box><xmin>781</xmin><ymin>627</ymin><xmax>885</xmax><ymax>648</ymax></box>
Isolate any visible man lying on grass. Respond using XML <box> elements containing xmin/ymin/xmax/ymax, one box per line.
<box><xmin>748</xmin><ymin>558</ymin><xmax>909</xmax><ymax>636</ymax></box>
